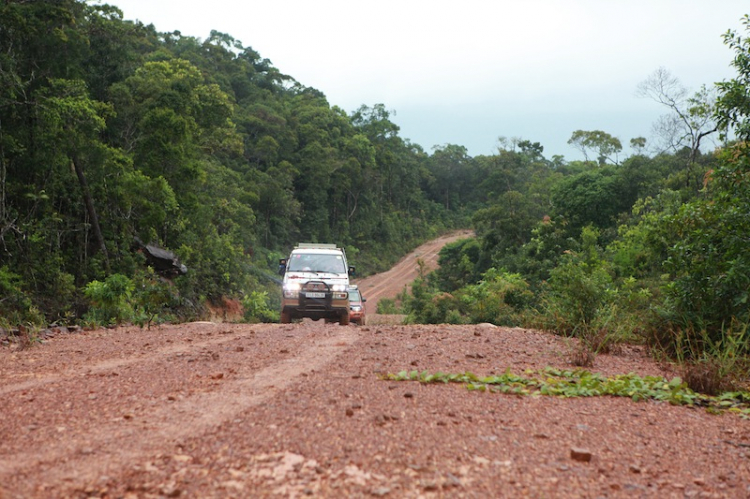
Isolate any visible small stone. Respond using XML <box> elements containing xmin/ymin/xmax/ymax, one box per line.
<box><xmin>403</xmin><ymin>392</ymin><xmax>414</xmax><ymax>398</ymax></box>
<box><xmin>421</xmin><ymin>481</ymin><xmax>439</xmax><ymax>491</ymax></box>
<box><xmin>345</xmin><ymin>408</ymin><xmax>354</xmax><ymax>417</ymax></box>
<box><xmin>629</xmin><ymin>464</ymin><xmax>641</xmax><ymax>474</ymax></box>
<box><xmin>570</xmin><ymin>447</ymin><xmax>592</xmax><ymax>462</ymax></box>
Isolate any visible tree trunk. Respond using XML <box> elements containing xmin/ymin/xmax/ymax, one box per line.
<box><xmin>71</xmin><ymin>158</ymin><xmax>110</xmax><ymax>272</ymax></box>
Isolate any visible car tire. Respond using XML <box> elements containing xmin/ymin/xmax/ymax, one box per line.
<box><xmin>280</xmin><ymin>310</ymin><xmax>291</xmax><ymax>324</ymax></box>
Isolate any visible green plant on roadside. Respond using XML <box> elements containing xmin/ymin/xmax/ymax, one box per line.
<box><xmin>377</xmin><ymin>298</ymin><xmax>402</xmax><ymax>314</ymax></box>
<box><xmin>0</xmin><ymin>266</ymin><xmax>45</xmax><ymax>327</ymax></box>
<box><xmin>242</xmin><ymin>290</ymin><xmax>279</xmax><ymax>323</ymax></box>
<box><xmin>83</xmin><ymin>274</ymin><xmax>135</xmax><ymax>327</ymax></box>
<box><xmin>384</xmin><ymin>367</ymin><xmax>750</xmax><ymax>417</ymax></box>
<box><xmin>664</xmin><ymin>321</ymin><xmax>750</xmax><ymax>395</ymax></box>
<box><xmin>132</xmin><ymin>269</ymin><xmax>181</xmax><ymax>328</ymax></box>
<box><xmin>459</xmin><ymin>268</ymin><xmax>534</xmax><ymax>326</ymax></box>
<box><xmin>537</xmin><ymin>226</ymin><xmax>615</xmax><ymax>336</ymax></box>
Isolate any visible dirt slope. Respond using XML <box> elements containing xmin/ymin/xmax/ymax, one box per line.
<box><xmin>1</xmin><ymin>232</ymin><xmax>750</xmax><ymax>498</ymax></box>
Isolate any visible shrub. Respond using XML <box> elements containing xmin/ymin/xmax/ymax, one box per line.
<box><xmin>0</xmin><ymin>266</ymin><xmax>45</xmax><ymax>327</ymax></box>
<box><xmin>242</xmin><ymin>290</ymin><xmax>279</xmax><ymax>323</ymax></box>
<box><xmin>131</xmin><ymin>269</ymin><xmax>181</xmax><ymax>328</ymax></box>
<box><xmin>377</xmin><ymin>298</ymin><xmax>402</xmax><ymax>314</ymax></box>
<box><xmin>83</xmin><ymin>274</ymin><xmax>135</xmax><ymax>326</ymax></box>
<box><xmin>460</xmin><ymin>268</ymin><xmax>533</xmax><ymax>326</ymax></box>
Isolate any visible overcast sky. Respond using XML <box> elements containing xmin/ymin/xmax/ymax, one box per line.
<box><xmin>103</xmin><ymin>0</ymin><xmax>748</xmax><ymax>160</ymax></box>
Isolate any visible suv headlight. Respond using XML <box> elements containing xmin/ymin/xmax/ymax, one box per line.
<box><xmin>283</xmin><ymin>282</ymin><xmax>300</xmax><ymax>298</ymax></box>
<box><xmin>332</xmin><ymin>284</ymin><xmax>346</xmax><ymax>292</ymax></box>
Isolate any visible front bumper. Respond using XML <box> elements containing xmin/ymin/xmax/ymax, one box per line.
<box><xmin>281</xmin><ymin>281</ymin><xmax>349</xmax><ymax>320</ymax></box>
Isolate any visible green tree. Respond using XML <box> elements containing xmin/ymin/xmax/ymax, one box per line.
<box><xmin>716</xmin><ymin>15</ymin><xmax>750</xmax><ymax>142</ymax></box>
<box><xmin>567</xmin><ymin>130</ymin><xmax>622</xmax><ymax>165</ymax></box>
<box><xmin>551</xmin><ymin>166</ymin><xmax>632</xmax><ymax>231</ymax></box>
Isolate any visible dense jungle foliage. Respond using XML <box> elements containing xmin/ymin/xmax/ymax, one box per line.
<box><xmin>2</xmin><ymin>2</ymin><xmax>750</xmax><ymax>383</ymax></box>
<box><xmin>0</xmin><ymin>0</ymin><xmax>468</xmax><ymax>326</ymax></box>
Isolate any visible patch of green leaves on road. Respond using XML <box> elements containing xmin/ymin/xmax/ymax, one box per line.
<box><xmin>385</xmin><ymin>367</ymin><xmax>750</xmax><ymax>418</ymax></box>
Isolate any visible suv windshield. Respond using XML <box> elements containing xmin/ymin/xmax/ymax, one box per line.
<box><xmin>288</xmin><ymin>253</ymin><xmax>346</xmax><ymax>273</ymax></box>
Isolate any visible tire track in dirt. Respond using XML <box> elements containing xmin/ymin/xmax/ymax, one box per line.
<box><xmin>0</xmin><ymin>323</ymin><xmax>240</xmax><ymax>397</ymax></box>
<box><xmin>0</xmin><ymin>325</ymin><xmax>358</xmax><ymax>496</ymax></box>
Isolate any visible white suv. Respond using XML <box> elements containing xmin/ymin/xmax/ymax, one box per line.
<box><xmin>278</xmin><ymin>243</ymin><xmax>355</xmax><ymax>325</ymax></box>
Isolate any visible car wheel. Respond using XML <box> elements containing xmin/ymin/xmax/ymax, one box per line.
<box><xmin>280</xmin><ymin>311</ymin><xmax>291</xmax><ymax>324</ymax></box>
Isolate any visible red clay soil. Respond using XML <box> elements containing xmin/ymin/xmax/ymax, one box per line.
<box><xmin>1</xmin><ymin>232</ymin><xmax>749</xmax><ymax>498</ymax></box>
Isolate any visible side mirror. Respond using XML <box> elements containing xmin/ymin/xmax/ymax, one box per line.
<box><xmin>348</xmin><ymin>266</ymin><xmax>356</xmax><ymax>277</ymax></box>
<box><xmin>278</xmin><ymin>258</ymin><xmax>287</xmax><ymax>276</ymax></box>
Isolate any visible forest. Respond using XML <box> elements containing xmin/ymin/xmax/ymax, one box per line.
<box><xmin>2</xmin><ymin>2</ymin><xmax>750</xmax><ymax>389</ymax></box>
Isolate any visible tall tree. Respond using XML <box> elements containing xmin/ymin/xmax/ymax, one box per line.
<box><xmin>567</xmin><ymin>130</ymin><xmax>622</xmax><ymax>165</ymax></box>
<box><xmin>637</xmin><ymin>67</ymin><xmax>719</xmax><ymax>189</ymax></box>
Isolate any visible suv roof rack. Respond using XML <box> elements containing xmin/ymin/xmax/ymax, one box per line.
<box><xmin>294</xmin><ymin>243</ymin><xmax>338</xmax><ymax>249</ymax></box>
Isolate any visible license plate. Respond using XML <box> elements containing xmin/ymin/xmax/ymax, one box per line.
<box><xmin>305</xmin><ymin>292</ymin><xmax>325</xmax><ymax>298</ymax></box>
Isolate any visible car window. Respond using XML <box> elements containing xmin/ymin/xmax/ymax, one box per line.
<box><xmin>349</xmin><ymin>290</ymin><xmax>361</xmax><ymax>302</ymax></box>
<box><xmin>289</xmin><ymin>254</ymin><xmax>346</xmax><ymax>273</ymax></box>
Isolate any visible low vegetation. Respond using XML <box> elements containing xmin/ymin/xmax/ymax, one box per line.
<box><xmin>385</xmin><ymin>367</ymin><xmax>750</xmax><ymax>418</ymax></box>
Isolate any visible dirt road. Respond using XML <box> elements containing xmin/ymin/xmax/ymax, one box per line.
<box><xmin>2</xmin><ymin>232</ymin><xmax>749</xmax><ymax>498</ymax></box>
<box><xmin>354</xmin><ymin>230</ymin><xmax>473</xmax><ymax>314</ymax></box>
